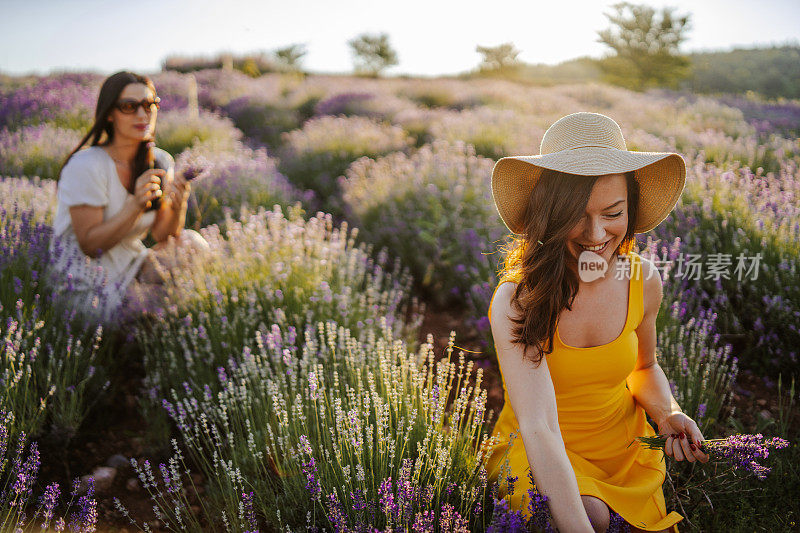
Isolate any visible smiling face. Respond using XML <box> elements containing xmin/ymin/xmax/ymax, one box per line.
<box><xmin>566</xmin><ymin>173</ymin><xmax>629</xmax><ymax>267</ymax></box>
<box><xmin>107</xmin><ymin>83</ymin><xmax>157</xmax><ymax>143</ymax></box>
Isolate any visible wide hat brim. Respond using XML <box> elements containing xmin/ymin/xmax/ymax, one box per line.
<box><xmin>491</xmin><ymin>146</ymin><xmax>686</xmax><ymax>235</ymax></box>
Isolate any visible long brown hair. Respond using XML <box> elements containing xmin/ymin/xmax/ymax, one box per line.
<box><xmin>496</xmin><ymin>169</ymin><xmax>639</xmax><ymax>365</ymax></box>
<box><xmin>58</xmin><ymin>71</ymin><xmax>158</xmax><ymax>194</ymax></box>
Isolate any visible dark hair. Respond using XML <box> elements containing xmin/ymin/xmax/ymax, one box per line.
<box><xmin>58</xmin><ymin>71</ymin><xmax>158</xmax><ymax>194</ymax></box>
<box><xmin>496</xmin><ymin>169</ymin><xmax>639</xmax><ymax>365</ymax></box>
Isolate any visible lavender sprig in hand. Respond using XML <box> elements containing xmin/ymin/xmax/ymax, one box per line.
<box><xmin>636</xmin><ymin>433</ymin><xmax>790</xmax><ymax>480</ymax></box>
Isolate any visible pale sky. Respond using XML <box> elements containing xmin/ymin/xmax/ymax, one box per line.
<box><xmin>1</xmin><ymin>0</ymin><xmax>798</xmax><ymax>77</ymax></box>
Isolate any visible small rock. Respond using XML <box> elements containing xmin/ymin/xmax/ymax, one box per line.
<box><xmin>757</xmin><ymin>398</ymin><xmax>768</xmax><ymax>406</ymax></box>
<box><xmin>125</xmin><ymin>394</ymin><xmax>138</xmax><ymax>410</ymax></box>
<box><xmin>760</xmin><ymin>409</ymin><xmax>773</xmax><ymax>420</ymax></box>
<box><xmin>90</xmin><ymin>466</ymin><xmax>117</xmax><ymax>493</ymax></box>
<box><xmin>107</xmin><ymin>454</ymin><xmax>130</xmax><ymax>469</ymax></box>
<box><xmin>126</xmin><ymin>477</ymin><xmax>140</xmax><ymax>492</ymax></box>
<box><xmin>130</xmin><ymin>437</ymin><xmax>144</xmax><ymax>456</ymax></box>
<box><xmin>149</xmin><ymin>520</ymin><xmax>163</xmax><ymax>529</ymax></box>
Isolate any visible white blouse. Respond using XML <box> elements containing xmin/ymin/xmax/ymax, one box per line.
<box><xmin>49</xmin><ymin>145</ymin><xmax>173</xmax><ymax>322</ymax></box>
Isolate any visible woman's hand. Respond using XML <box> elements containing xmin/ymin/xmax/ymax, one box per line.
<box><xmin>131</xmin><ymin>168</ymin><xmax>165</xmax><ymax>211</ymax></box>
<box><xmin>658</xmin><ymin>412</ymin><xmax>710</xmax><ymax>463</ymax></box>
<box><xmin>161</xmin><ymin>167</ymin><xmax>190</xmax><ymax>209</ymax></box>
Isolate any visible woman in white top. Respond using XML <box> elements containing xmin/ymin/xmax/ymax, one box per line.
<box><xmin>51</xmin><ymin>71</ymin><xmax>208</xmax><ymax>322</ymax></box>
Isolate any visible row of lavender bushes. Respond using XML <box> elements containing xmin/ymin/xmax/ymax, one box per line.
<box><xmin>0</xmin><ymin>179</ymin><xmax>104</xmax><ymax>530</ymax></box>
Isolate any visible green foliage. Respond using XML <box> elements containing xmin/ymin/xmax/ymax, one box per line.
<box><xmin>224</xmin><ymin>96</ymin><xmax>301</xmax><ymax>148</ymax></box>
<box><xmin>597</xmin><ymin>2</ymin><xmax>692</xmax><ymax>91</ymax></box>
<box><xmin>157</xmin><ymin>325</ymin><xmax>490</xmax><ymax>530</ymax></box>
<box><xmin>163</xmin><ymin>51</ymin><xmax>277</xmax><ymax>77</ymax></box>
<box><xmin>274</xmin><ymin>44</ymin><xmax>307</xmax><ymax>73</ymax></box>
<box><xmin>685</xmin><ymin>45</ymin><xmax>800</xmax><ymax>99</ymax></box>
<box><xmin>154</xmin><ymin>109</ymin><xmax>242</xmax><ymax>155</ymax></box>
<box><xmin>348</xmin><ymin>33</ymin><xmax>399</xmax><ymax>77</ymax></box>
<box><xmin>476</xmin><ymin>43</ymin><xmax>522</xmax><ymax>72</ymax></box>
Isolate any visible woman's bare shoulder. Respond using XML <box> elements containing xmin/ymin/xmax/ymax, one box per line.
<box><xmin>490</xmin><ymin>281</ymin><xmax>521</xmax><ymax>325</ymax></box>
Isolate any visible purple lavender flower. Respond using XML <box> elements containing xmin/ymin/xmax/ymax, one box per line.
<box><xmin>325</xmin><ymin>492</ymin><xmax>348</xmax><ymax>532</ymax></box>
<box><xmin>526</xmin><ymin>470</ymin><xmax>553</xmax><ymax>532</ymax></box>
<box><xmin>241</xmin><ymin>491</ymin><xmax>258</xmax><ymax>533</ymax></box>
<box><xmin>40</xmin><ymin>482</ymin><xmax>61</xmax><ymax>524</ymax></box>
<box><xmin>636</xmin><ymin>432</ymin><xmax>790</xmax><ymax>480</ymax></box>
<box><xmin>487</xmin><ymin>497</ymin><xmax>527</xmax><ymax>533</ymax></box>
<box><xmin>608</xmin><ymin>509</ymin><xmax>631</xmax><ymax>533</ymax></box>
<box><xmin>301</xmin><ymin>457</ymin><xmax>323</xmax><ymax>502</ymax></box>
<box><xmin>69</xmin><ymin>477</ymin><xmax>97</xmax><ymax>532</ymax></box>
<box><xmin>378</xmin><ymin>477</ymin><xmax>398</xmax><ymax>523</ymax></box>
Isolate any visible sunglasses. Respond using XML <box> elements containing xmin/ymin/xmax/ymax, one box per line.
<box><xmin>115</xmin><ymin>96</ymin><xmax>161</xmax><ymax>114</ymax></box>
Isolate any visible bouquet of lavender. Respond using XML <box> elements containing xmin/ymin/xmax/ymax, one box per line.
<box><xmin>636</xmin><ymin>433</ymin><xmax>790</xmax><ymax>480</ymax></box>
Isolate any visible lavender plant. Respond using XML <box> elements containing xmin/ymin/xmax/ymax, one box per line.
<box><xmin>313</xmin><ymin>91</ymin><xmax>415</xmax><ymax>123</ymax></box>
<box><xmin>342</xmin><ymin>140</ymin><xmax>506</xmax><ymax>308</ymax></box>
<box><xmin>636</xmin><ymin>238</ymin><xmax>740</xmax><ymax>432</ymax></box>
<box><xmin>652</xmin><ymin>158</ymin><xmax>800</xmax><ymax>376</ymax></box>
<box><xmin>154</xmin><ymin>109</ymin><xmax>243</xmax><ymax>156</ymax></box>
<box><xmin>427</xmin><ymin>107</ymin><xmax>547</xmax><ymax>159</ymax></box>
<box><xmin>174</xmin><ymin>140</ymin><xmax>313</xmax><ymax>230</ymax></box>
<box><xmin>0</xmin><ymin>177</ymin><xmax>57</xmax><ymax>226</ymax></box>
<box><xmin>0</xmin><ymin>73</ymin><xmax>99</xmax><ymax>131</ymax></box>
<box><xmin>1</xmin><ymin>204</ymin><xmax>110</xmax><ymax>441</ymax></box>
<box><xmin>278</xmin><ymin>115</ymin><xmax>413</xmax><ymax>216</ymax></box>
<box><xmin>0</xmin><ymin>412</ymin><xmax>98</xmax><ymax>532</ymax></box>
<box><xmin>487</xmin><ymin>469</ymin><xmax>630</xmax><ymax>532</ymax></box>
<box><xmin>113</xmin><ymin>439</ymin><xmax>210</xmax><ymax>532</ymax></box>
<box><xmin>128</xmin><ymin>206</ymin><xmax>424</xmax><ymax>429</ymax></box>
<box><xmin>0</xmin><ymin>124</ymin><xmax>82</xmax><ymax>180</ymax></box>
<box><xmin>221</xmin><ymin>94</ymin><xmax>302</xmax><ymax>148</ymax></box>
<box><xmin>160</xmin><ymin>322</ymin><xmax>492</xmax><ymax>530</ymax></box>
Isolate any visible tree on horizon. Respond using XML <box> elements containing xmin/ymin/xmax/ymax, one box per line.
<box><xmin>476</xmin><ymin>42</ymin><xmax>522</xmax><ymax>73</ymax></box>
<box><xmin>274</xmin><ymin>44</ymin><xmax>307</xmax><ymax>73</ymax></box>
<box><xmin>597</xmin><ymin>2</ymin><xmax>692</xmax><ymax>91</ymax></box>
<box><xmin>348</xmin><ymin>33</ymin><xmax>399</xmax><ymax>77</ymax></box>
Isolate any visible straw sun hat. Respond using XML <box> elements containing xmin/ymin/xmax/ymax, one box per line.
<box><xmin>491</xmin><ymin>111</ymin><xmax>686</xmax><ymax>235</ymax></box>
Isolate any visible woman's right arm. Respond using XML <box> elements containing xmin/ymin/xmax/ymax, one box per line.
<box><xmin>70</xmin><ymin>169</ymin><xmax>164</xmax><ymax>258</ymax></box>
<box><xmin>490</xmin><ymin>282</ymin><xmax>594</xmax><ymax>532</ymax></box>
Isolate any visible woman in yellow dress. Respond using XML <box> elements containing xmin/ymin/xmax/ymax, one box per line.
<box><xmin>484</xmin><ymin>112</ymin><xmax>709</xmax><ymax>532</ymax></box>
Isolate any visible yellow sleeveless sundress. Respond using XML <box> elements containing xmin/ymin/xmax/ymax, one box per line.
<box><xmin>484</xmin><ymin>251</ymin><xmax>682</xmax><ymax>532</ymax></box>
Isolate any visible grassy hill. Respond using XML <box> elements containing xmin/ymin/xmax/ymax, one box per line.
<box><xmin>465</xmin><ymin>45</ymin><xmax>800</xmax><ymax>100</ymax></box>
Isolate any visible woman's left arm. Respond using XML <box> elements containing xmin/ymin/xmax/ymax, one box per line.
<box><xmin>627</xmin><ymin>259</ymin><xmax>709</xmax><ymax>463</ymax></box>
<box><xmin>151</xmin><ymin>164</ymin><xmax>190</xmax><ymax>243</ymax></box>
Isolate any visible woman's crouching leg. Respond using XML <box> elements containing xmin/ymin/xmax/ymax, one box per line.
<box><xmin>581</xmin><ymin>495</ymin><xmax>610</xmax><ymax>533</ymax></box>
<box><xmin>176</xmin><ymin>229</ymin><xmax>210</xmax><ymax>254</ymax></box>
<box><xmin>136</xmin><ymin>250</ymin><xmax>169</xmax><ymax>285</ymax></box>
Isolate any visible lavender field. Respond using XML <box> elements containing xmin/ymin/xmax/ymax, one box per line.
<box><xmin>1</xmin><ymin>69</ymin><xmax>798</xmax><ymax>531</ymax></box>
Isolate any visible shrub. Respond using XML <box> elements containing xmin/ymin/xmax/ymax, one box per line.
<box><xmin>160</xmin><ymin>322</ymin><xmax>492</xmax><ymax>530</ymax></box>
<box><xmin>342</xmin><ymin>140</ymin><xmax>504</xmax><ymax>307</ymax></box>
<box><xmin>154</xmin><ymin>109</ymin><xmax>243</xmax><ymax>156</ymax></box>
<box><xmin>128</xmin><ymin>206</ymin><xmax>424</xmax><ymax>424</ymax></box>
<box><xmin>175</xmin><ymin>139</ymin><xmax>313</xmax><ymax>230</ymax></box>
<box><xmin>279</xmin><ymin>115</ymin><xmax>413</xmax><ymax>217</ymax></box>
<box><xmin>0</xmin><ymin>125</ymin><xmax>82</xmax><ymax>180</ymax></box>
<box><xmin>0</xmin><ymin>74</ymin><xmax>98</xmax><ymax>131</ymax></box>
